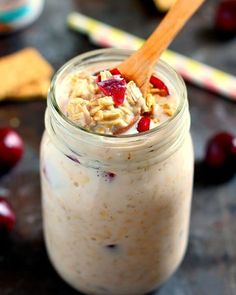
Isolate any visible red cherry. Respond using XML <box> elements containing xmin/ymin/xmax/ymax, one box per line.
<box><xmin>0</xmin><ymin>127</ymin><xmax>24</xmax><ymax>170</ymax></box>
<box><xmin>150</xmin><ymin>75</ymin><xmax>169</xmax><ymax>96</ymax></box>
<box><xmin>211</xmin><ymin>132</ymin><xmax>235</xmax><ymax>152</ymax></box>
<box><xmin>0</xmin><ymin>197</ymin><xmax>16</xmax><ymax>233</ymax></box>
<box><xmin>97</xmin><ymin>77</ymin><xmax>126</xmax><ymax>107</ymax></box>
<box><xmin>205</xmin><ymin>132</ymin><xmax>235</xmax><ymax>167</ymax></box>
<box><xmin>205</xmin><ymin>142</ymin><xmax>227</xmax><ymax>167</ymax></box>
<box><xmin>96</xmin><ymin>74</ymin><xmax>101</xmax><ymax>83</ymax></box>
<box><xmin>110</xmin><ymin>68</ymin><xmax>122</xmax><ymax>76</ymax></box>
<box><xmin>215</xmin><ymin>0</ymin><xmax>236</xmax><ymax>33</ymax></box>
<box><xmin>137</xmin><ymin>116</ymin><xmax>151</xmax><ymax>133</ymax></box>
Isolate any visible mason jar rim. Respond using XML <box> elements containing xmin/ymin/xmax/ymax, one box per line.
<box><xmin>48</xmin><ymin>48</ymin><xmax>187</xmax><ymax>140</ymax></box>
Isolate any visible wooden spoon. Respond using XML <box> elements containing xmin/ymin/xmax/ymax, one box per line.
<box><xmin>118</xmin><ymin>0</ymin><xmax>205</xmax><ymax>96</ymax></box>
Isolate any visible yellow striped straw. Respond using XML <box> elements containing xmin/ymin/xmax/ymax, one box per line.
<box><xmin>68</xmin><ymin>12</ymin><xmax>236</xmax><ymax>101</ymax></box>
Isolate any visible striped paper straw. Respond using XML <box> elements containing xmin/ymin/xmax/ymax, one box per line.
<box><xmin>68</xmin><ymin>12</ymin><xmax>236</xmax><ymax>101</ymax></box>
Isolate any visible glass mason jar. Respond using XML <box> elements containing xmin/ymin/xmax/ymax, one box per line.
<box><xmin>40</xmin><ymin>49</ymin><xmax>194</xmax><ymax>295</ymax></box>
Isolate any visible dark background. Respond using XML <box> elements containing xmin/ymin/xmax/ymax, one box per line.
<box><xmin>0</xmin><ymin>0</ymin><xmax>236</xmax><ymax>294</ymax></box>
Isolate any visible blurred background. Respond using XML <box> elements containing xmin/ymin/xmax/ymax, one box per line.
<box><xmin>0</xmin><ymin>0</ymin><xmax>235</xmax><ymax>294</ymax></box>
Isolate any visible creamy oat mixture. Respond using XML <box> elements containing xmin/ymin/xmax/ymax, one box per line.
<box><xmin>41</xmin><ymin>57</ymin><xmax>193</xmax><ymax>295</ymax></box>
<box><xmin>63</xmin><ymin>69</ymin><xmax>178</xmax><ymax>135</ymax></box>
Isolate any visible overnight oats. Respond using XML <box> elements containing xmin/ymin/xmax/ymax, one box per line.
<box><xmin>40</xmin><ymin>49</ymin><xmax>194</xmax><ymax>295</ymax></box>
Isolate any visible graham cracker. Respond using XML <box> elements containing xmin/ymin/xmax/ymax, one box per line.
<box><xmin>0</xmin><ymin>48</ymin><xmax>53</xmax><ymax>100</ymax></box>
<box><xmin>5</xmin><ymin>79</ymin><xmax>50</xmax><ymax>100</ymax></box>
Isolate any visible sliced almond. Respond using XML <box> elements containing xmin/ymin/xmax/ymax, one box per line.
<box><xmin>161</xmin><ymin>103</ymin><xmax>176</xmax><ymax>117</ymax></box>
<box><xmin>103</xmin><ymin>110</ymin><xmax>121</xmax><ymax>121</ymax></box>
<box><xmin>70</xmin><ymin>98</ymin><xmax>90</xmax><ymax>105</ymax></box>
<box><xmin>90</xmin><ymin>105</ymin><xmax>102</xmax><ymax>116</ymax></box>
<box><xmin>99</xmin><ymin>118</ymin><xmax>127</xmax><ymax>126</ymax></box>
<box><xmin>146</xmin><ymin>94</ymin><xmax>154</xmax><ymax>108</ymax></box>
<box><xmin>98</xmin><ymin>96</ymin><xmax>114</xmax><ymax>107</ymax></box>
<box><xmin>164</xmin><ymin>108</ymin><xmax>175</xmax><ymax>116</ymax></box>
<box><xmin>93</xmin><ymin>110</ymin><xmax>104</xmax><ymax>121</ymax></box>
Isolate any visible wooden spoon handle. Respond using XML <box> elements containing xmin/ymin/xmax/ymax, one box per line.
<box><xmin>140</xmin><ymin>0</ymin><xmax>205</xmax><ymax>64</ymax></box>
<box><xmin>118</xmin><ymin>0</ymin><xmax>205</xmax><ymax>94</ymax></box>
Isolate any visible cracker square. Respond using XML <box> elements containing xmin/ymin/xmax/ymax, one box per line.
<box><xmin>0</xmin><ymin>48</ymin><xmax>53</xmax><ymax>100</ymax></box>
<box><xmin>5</xmin><ymin>79</ymin><xmax>50</xmax><ymax>100</ymax></box>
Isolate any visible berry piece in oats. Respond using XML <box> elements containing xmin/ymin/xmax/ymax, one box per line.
<box><xmin>150</xmin><ymin>75</ymin><xmax>169</xmax><ymax>96</ymax></box>
<box><xmin>96</xmin><ymin>74</ymin><xmax>101</xmax><ymax>83</ymax></box>
<box><xmin>97</xmin><ymin>78</ymin><xmax>126</xmax><ymax>107</ymax></box>
<box><xmin>0</xmin><ymin>197</ymin><xmax>16</xmax><ymax>233</ymax></box>
<box><xmin>110</xmin><ymin>68</ymin><xmax>122</xmax><ymax>76</ymax></box>
<box><xmin>137</xmin><ymin>116</ymin><xmax>151</xmax><ymax>133</ymax></box>
<box><xmin>0</xmin><ymin>127</ymin><xmax>24</xmax><ymax>170</ymax></box>
<box><xmin>103</xmin><ymin>172</ymin><xmax>116</xmax><ymax>182</ymax></box>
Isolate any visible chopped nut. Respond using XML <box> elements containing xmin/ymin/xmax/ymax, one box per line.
<box><xmin>146</xmin><ymin>93</ymin><xmax>156</xmax><ymax>113</ymax></box>
<box><xmin>162</xmin><ymin>103</ymin><xmax>175</xmax><ymax>117</ymax></box>
<box><xmin>90</xmin><ymin>105</ymin><xmax>102</xmax><ymax>116</ymax></box>
<box><xmin>107</xmin><ymin>105</ymin><xmax>115</xmax><ymax>111</ymax></box>
<box><xmin>98</xmin><ymin>96</ymin><xmax>114</xmax><ymax>107</ymax></box>
<box><xmin>153</xmin><ymin>118</ymin><xmax>160</xmax><ymax>124</ymax></box>
<box><xmin>103</xmin><ymin>110</ymin><xmax>121</xmax><ymax>121</ymax></box>
<box><xmin>67</xmin><ymin>112</ymin><xmax>83</xmax><ymax>121</ymax></box>
<box><xmin>150</xmin><ymin>88</ymin><xmax>162</xmax><ymax>94</ymax></box>
<box><xmin>162</xmin><ymin>103</ymin><xmax>170</xmax><ymax>109</ymax></box>
<box><xmin>88</xmin><ymin>83</ymin><xmax>98</xmax><ymax>93</ymax></box>
<box><xmin>93</xmin><ymin>110</ymin><xmax>104</xmax><ymax>121</ymax></box>
<box><xmin>90</xmin><ymin>99</ymin><xmax>99</xmax><ymax>106</ymax></box>
<box><xmin>99</xmin><ymin>118</ymin><xmax>127</xmax><ymax>127</ymax></box>
<box><xmin>164</xmin><ymin>108</ymin><xmax>175</xmax><ymax>116</ymax></box>
<box><xmin>100</xmin><ymin>70</ymin><xmax>112</xmax><ymax>81</ymax></box>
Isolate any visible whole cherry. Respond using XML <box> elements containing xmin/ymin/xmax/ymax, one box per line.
<box><xmin>215</xmin><ymin>0</ymin><xmax>236</xmax><ymax>36</ymax></box>
<box><xmin>137</xmin><ymin>116</ymin><xmax>151</xmax><ymax>133</ymax></box>
<box><xmin>0</xmin><ymin>127</ymin><xmax>24</xmax><ymax>171</ymax></box>
<box><xmin>0</xmin><ymin>197</ymin><xmax>16</xmax><ymax>233</ymax></box>
<box><xmin>205</xmin><ymin>132</ymin><xmax>236</xmax><ymax>167</ymax></box>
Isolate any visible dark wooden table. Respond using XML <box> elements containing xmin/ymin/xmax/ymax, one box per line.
<box><xmin>0</xmin><ymin>1</ymin><xmax>236</xmax><ymax>294</ymax></box>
